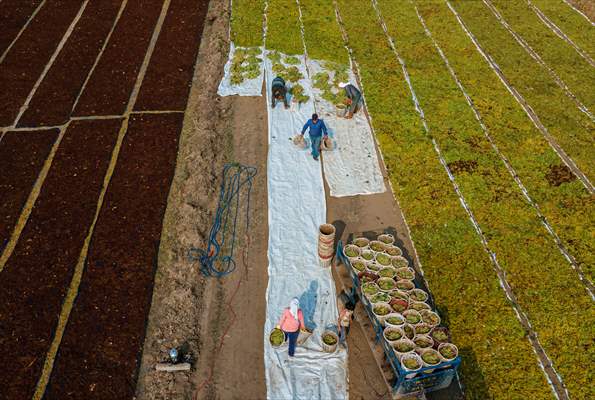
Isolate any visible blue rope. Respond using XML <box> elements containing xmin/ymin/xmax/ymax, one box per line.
<box><xmin>188</xmin><ymin>163</ymin><xmax>257</xmax><ymax>278</ymax></box>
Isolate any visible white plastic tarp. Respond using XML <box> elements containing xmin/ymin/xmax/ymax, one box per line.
<box><xmin>217</xmin><ymin>43</ymin><xmax>265</xmax><ymax>96</ymax></box>
<box><xmin>308</xmin><ymin>60</ymin><xmax>385</xmax><ymax>197</ymax></box>
<box><xmin>264</xmin><ymin>52</ymin><xmax>348</xmax><ymax>400</ymax></box>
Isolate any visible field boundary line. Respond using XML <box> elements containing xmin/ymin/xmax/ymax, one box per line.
<box><xmin>372</xmin><ymin>1</ymin><xmax>569</xmax><ymax>398</ymax></box>
<box><xmin>11</xmin><ymin>1</ymin><xmax>90</xmax><ymax>129</ymax></box>
<box><xmin>31</xmin><ymin>116</ymin><xmax>128</xmax><ymax>400</ymax></box>
<box><xmin>0</xmin><ymin>0</ymin><xmax>47</xmax><ymax>64</ymax></box>
<box><xmin>130</xmin><ymin>109</ymin><xmax>184</xmax><ymax>115</ymax></box>
<box><xmin>483</xmin><ymin>0</ymin><xmax>593</xmax><ymax>121</ymax></box>
<box><xmin>527</xmin><ymin>0</ymin><xmax>594</xmax><ymax>67</ymax></box>
<box><xmin>562</xmin><ymin>0</ymin><xmax>595</xmax><ymax>24</ymax></box>
<box><xmin>0</xmin><ymin>124</ymin><xmax>66</xmax><ymax>132</ymax></box>
<box><xmin>413</xmin><ymin>3</ymin><xmax>594</xmax><ymax>300</ymax></box>
<box><xmin>445</xmin><ymin>0</ymin><xmax>593</xmax><ymax>194</ymax></box>
<box><xmin>32</xmin><ymin>1</ymin><xmax>173</xmax><ymax>396</ymax></box>
<box><xmin>332</xmin><ymin>0</ymin><xmax>439</xmax><ymax>324</ymax></box>
<box><xmin>0</xmin><ymin>123</ymin><xmax>68</xmax><ymax>272</ymax></box>
<box><xmin>70</xmin><ymin>0</ymin><xmax>129</xmax><ymax>117</ymax></box>
<box><xmin>3</xmin><ymin>110</ymin><xmax>184</xmax><ymax>130</ymax></box>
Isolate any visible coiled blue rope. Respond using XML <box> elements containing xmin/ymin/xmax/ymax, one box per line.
<box><xmin>188</xmin><ymin>163</ymin><xmax>257</xmax><ymax>278</ymax></box>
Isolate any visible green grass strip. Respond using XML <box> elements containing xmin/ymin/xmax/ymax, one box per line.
<box><xmin>299</xmin><ymin>0</ymin><xmax>349</xmax><ymax>65</ymax></box>
<box><xmin>530</xmin><ymin>0</ymin><xmax>595</xmax><ymax>58</ymax></box>
<box><xmin>490</xmin><ymin>0</ymin><xmax>594</xmax><ymax>111</ymax></box>
<box><xmin>335</xmin><ymin>1</ymin><xmax>552</xmax><ymax>397</ymax></box>
<box><xmin>449</xmin><ymin>0</ymin><xmax>595</xmax><ymax>183</ymax></box>
<box><xmin>266</xmin><ymin>0</ymin><xmax>303</xmax><ymax>55</ymax></box>
<box><xmin>415</xmin><ymin>1</ymin><xmax>594</xmax><ymax>291</ymax></box>
<box><xmin>230</xmin><ymin>0</ymin><xmax>266</xmax><ymax>47</ymax></box>
<box><xmin>379</xmin><ymin>1</ymin><xmax>594</xmax><ymax>398</ymax></box>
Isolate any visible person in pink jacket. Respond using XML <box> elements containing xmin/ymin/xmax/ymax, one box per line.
<box><xmin>276</xmin><ymin>298</ymin><xmax>306</xmax><ymax>357</ymax></box>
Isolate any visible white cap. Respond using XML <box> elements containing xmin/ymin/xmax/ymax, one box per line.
<box><xmin>338</xmin><ymin>82</ymin><xmax>349</xmax><ymax>88</ymax></box>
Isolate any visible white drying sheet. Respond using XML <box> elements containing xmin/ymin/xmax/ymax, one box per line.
<box><xmin>217</xmin><ymin>43</ymin><xmax>265</xmax><ymax>96</ymax></box>
<box><xmin>309</xmin><ymin>60</ymin><xmax>386</xmax><ymax>197</ymax></box>
<box><xmin>264</xmin><ymin>52</ymin><xmax>349</xmax><ymax>400</ymax></box>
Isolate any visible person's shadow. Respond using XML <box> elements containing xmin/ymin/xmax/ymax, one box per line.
<box><xmin>299</xmin><ymin>280</ymin><xmax>319</xmax><ymax>331</ymax></box>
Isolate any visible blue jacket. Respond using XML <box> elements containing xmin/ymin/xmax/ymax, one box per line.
<box><xmin>301</xmin><ymin>119</ymin><xmax>328</xmax><ymax>137</ymax></box>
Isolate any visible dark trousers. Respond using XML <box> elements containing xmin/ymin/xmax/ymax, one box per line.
<box><xmin>340</xmin><ymin>325</ymin><xmax>350</xmax><ymax>343</ymax></box>
<box><xmin>285</xmin><ymin>330</ymin><xmax>299</xmax><ymax>356</ymax></box>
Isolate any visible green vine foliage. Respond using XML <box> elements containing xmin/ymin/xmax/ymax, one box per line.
<box><xmin>336</xmin><ymin>0</ymin><xmax>553</xmax><ymax>397</ymax></box>
<box><xmin>230</xmin><ymin>0</ymin><xmax>265</xmax><ymax>47</ymax></box>
<box><xmin>266</xmin><ymin>0</ymin><xmax>303</xmax><ymax>55</ymax></box>
<box><xmin>299</xmin><ymin>0</ymin><xmax>350</xmax><ymax>65</ymax></box>
<box><xmin>529</xmin><ymin>0</ymin><xmax>595</xmax><ymax>57</ymax></box>
<box><xmin>490</xmin><ymin>0</ymin><xmax>594</xmax><ymax>111</ymax></box>
<box><xmin>415</xmin><ymin>0</ymin><xmax>594</xmax><ymax>287</ymax></box>
<box><xmin>380</xmin><ymin>1</ymin><xmax>594</xmax><ymax>397</ymax></box>
<box><xmin>451</xmin><ymin>0</ymin><xmax>594</xmax><ymax>181</ymax></box>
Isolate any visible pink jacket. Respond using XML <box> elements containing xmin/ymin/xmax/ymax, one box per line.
<box><xmin>278</xmin><ymin>308</ymin><xmax>305</xmax><ymax>332</ymax></box>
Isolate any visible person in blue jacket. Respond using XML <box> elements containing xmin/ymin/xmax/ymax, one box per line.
<box><xmin>300</xmin><ymin>113</ymin><xmax>328</xmax><ymax>161</ymax></box>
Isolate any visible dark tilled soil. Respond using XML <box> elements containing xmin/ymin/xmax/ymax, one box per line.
<box><xmin>134</xmin><ymin>0</ymin><xmax>210</xmax><ymax>111</ymax></box>
<box><xmin>0</xmin><ymin>0</ymin><xmax>42</xmax><ymax>55</ymax></box>
<box><xmin>73</xmin><ymin>0</ymin><xmax>164</xmax><ymax>117</ymax></box>
<box><xmin>18</xmin><ymin>0</ymin><xmax>124</xmax><ymax>127</ymax></box>
<box><xmin>0</xmin><ymin>0</ymin><xmax>84</xmax><ymax>126</ymax></box>
<box><xmin>546</xmin><ymin>164</ymin><xmax>577</xmax><ymax>186</ymax></box>
<box><xmin>0</xmin><ymin>118</ymin><xmax>122</xmax><ymax>399</ymax></box>
<box><xmin>44</xmin><ymin>113</ymin><xmax>183</xmax><ymax>400</ymax></box>
<box><xmin>0</xmin><ymin>129</ymin><xmax>58</xmax><ymax>251</ymax></box>
<box><xmin>447</xmin><ymin>159</ymin><xmax>478</xmax><ymax>174</ymax></box>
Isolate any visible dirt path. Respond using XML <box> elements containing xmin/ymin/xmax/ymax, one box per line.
<box><xmin>135</xmin><ymin>1</ymin><xmax>267</xmax><ymax>399</ymax></box>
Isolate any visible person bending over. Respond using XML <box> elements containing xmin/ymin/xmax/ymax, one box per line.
<box><xmin>272</xmin><ymin>76</ymin><xmax>289</xmax><ymax>109</ymax></box>
<box><xmin>338</xmin><ymin>81</ymin><xmax>362</xmax><ymax>119</ymax></box>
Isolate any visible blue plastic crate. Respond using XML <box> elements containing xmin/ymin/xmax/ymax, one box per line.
<box><xmin>336</xmin><ymin>241</ymin><xmax>461</xmax><ymax>397</ymax></box>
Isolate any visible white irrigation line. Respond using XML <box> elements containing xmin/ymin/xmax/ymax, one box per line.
<box><xmin>528</xmin><ymin>0</ymin><xmax>595</xmax><ymax>67</ymax></box>
<box><xmin>562</xmin><ymin>0</ymin><xmax>595</xmax><ymax>24</ymax></box>
<box><xmin>413</xmin><ymin>4</ymin><xmax>594</xmax><ymax>301</ymax></box>
<box><xmin>483</xmin><ymin>0</ymin><xmax>593</xmax><ymax>122</ymax></box>
<box><xmin>70</xmin><ymin>0</ymin><xmax>129</xmax><ymax>116</ymax></box>
<box><xmin>0</xmin><ymin>0</ymin><xmax>47</xmax><ymax>64</ymax></box>
<box><xmin>373</xmin><ymin>1</ymin><xmax>569</xmax><ymax>398</ymax></box>
<box><xmin>332</xmin><ymin>0</ymin><xmax>434</xmax><ymax>318</ymax></box>
<box><xmin>445</xmin><ymin>0</ymin><xmax>594</xmax><ymax>194</ymax></box>
<box><xmin>294</xmin><ymin>0</ymin><xmax>312</xmax><ymax>100</ymax></box>
<box><xmin>11</xmin><ymin>0</ymin><xmax>90</xmax><ymax>128</ymax></box>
